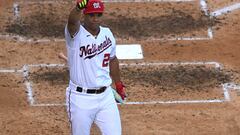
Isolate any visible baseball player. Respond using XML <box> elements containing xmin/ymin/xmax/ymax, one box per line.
<box><xmin>64</xmin><ymin>0</ymin><xmax>126</xmax><ymax>135</ymax></box>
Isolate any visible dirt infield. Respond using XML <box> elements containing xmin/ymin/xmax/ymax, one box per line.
<box><xmin>0</xmin><ymin>0</ymin><xmax>240</xmax><ymax>135</ymax></box>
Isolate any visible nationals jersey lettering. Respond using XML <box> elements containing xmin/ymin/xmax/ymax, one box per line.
<box><xmin>80</xmin><ymin>36</ymin><xmax>112</xmax><ymax>59</ymax></box>
<box><xmin>65</xmin><ymin>25</ymin><xmax>116</xmax><ymax>88</ymax></box>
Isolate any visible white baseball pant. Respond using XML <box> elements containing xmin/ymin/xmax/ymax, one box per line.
<box><xmin>66</xmin><ymin>86</ymin><xmax>121</xmax><ymax>135</ymax></box>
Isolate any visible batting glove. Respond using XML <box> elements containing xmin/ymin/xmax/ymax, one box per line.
<box><xmin>76</xmin><ymin>0</ymin><xmax>88</xmax><ymax>10</ymax></box>
<box><xmin>115</xmin><ymin>81</ymin><xmax>127</xmax><ymax>100</ymax></box>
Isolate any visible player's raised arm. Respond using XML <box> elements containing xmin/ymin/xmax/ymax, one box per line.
<box><xmin>67</xmin><ymin>0</ymin><xmax>88</xmax><ymax>37</ymax></box>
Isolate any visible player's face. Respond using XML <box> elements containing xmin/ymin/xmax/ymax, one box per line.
<box><xmin>84</xmin><ymin>13</ymin><xmax>103</xmax><ymax>32</ymax></box>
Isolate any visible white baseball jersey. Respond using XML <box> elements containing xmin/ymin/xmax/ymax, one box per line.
<box><xmin>65</xmin><ymin>25</ymin><xmax>116</xmax><ymax>88</ymax></box>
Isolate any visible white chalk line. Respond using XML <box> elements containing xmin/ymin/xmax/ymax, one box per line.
<box><xmin>105</xmin><ymin>0</ymin><xmax>195</xmax><ymax>2</ymax></box>
<box><xmin>0</xmin><ymin>34</ymin><xmax>213</xmax><ymax>42</ymax></box>
<box><xmin>26</xmin><ymin>61</ymin><xmax>222</xmax><ymax>68</ymax></box>
<box><xmin>0</xmin><ymin>61</ymin><xmax>224</xmax><ymax>106</ymax></box>
<box><xmin>27</xmin><ymin>82</ymin><xmax>240</xmax><ymax>106</ymax></box>
<box><xmin>32</xmin><ymin>103</ymin><xmax>66</xmax><ymax>107</ymax></box>
<box><xmin>120</xmin><ymin>61</ymin><xmax>222</xmax><ymax>69</ymax></box>
<box><xmin>224</xmin><ymin>83</ymin><xmax>240</xmax><ymax>91</ymax></box>
<box><xmin>126</xmin><ymin>82</ymin><xmax>235</xmax><ymax>104</ymax></box>
<box><xmin>8</xmin><ymin>2</ymin><xmax>234</xmax><ymax>42</ymax></box>
<box><xmin>106</xmin><ymin>0</ymin><xmax>196</xmax><ymax>2</ymax></box>
<box><xmin>15</xmin><ymin>0</ymin><xmax>195</xmax><ymax>5</ymax></box>
<box><xmin>0</xmin><ymin>69</ymin><xmax>23</xmax><ymax>73</ymax></box>
<box><xmin>28</xmin><ymin>64</ymin><xmax>65</xmax><ymax>67</ymax></box>
<box><xmin>1</xmin><ymin>61</ymin><xmax>233</xmax><ymax>106</ymax></box>
<box><xmin>223</xmin><ymin>84</ymin><xmax>231</xmax><ymax>101</ymax></box>
<box><xmin>0</xmin><ymin>34</ymin><xmax>212</xmax><ymax>42</ymax></box>
<box><xmin>32</xmin><ymin>82</ymin><xmax>239</xmax><ymax>106</ymax></box>
<box><xmin>0</xmin><ymin>1</ymin><xmax>237</xmax><ymax>106</ymax></box>
<box><xmin>207</xmin><ymin>27</ymin><xmax>213</xmax><ymax>39</ymax></box>
<box><xmin>0</xmin><ymin>63</ymin><xmax>235</xmax><ymax>106</ymax></box>
<box><xmin>22</xmin><ymin>65</ymin><xmax>34</xmax><ymax>106</ymax></box>
<box><xmin>222</xmin><ymin>83</ymin><xmax>240</xmax><ymax>101</ymax></box>
<box><xmin>21</xmin><ymin>64</ymin><xmax>65</xmax><ymax>106</ymax></box>
<box><xmin>0</xmin><ymin>61</ymin><xmax>236</xmax><ymax>106</ymax></box>
<box><xmin>203</xmin><ymin>2</ymin><xmax>240</xmax><ymax>41</ymax></box>
<box><xmin>15</xmin><ymin>1</ymin><xmax>71</xmax><ymax>5</ymax></box>
<box><xmin>0</xmin><ymin>34</ymin><xmax>65</xmax><ymax>43</ymax></box>
<box><xmin>0</xmin><ymin>61</ymin><xmax>222</xmax><ymax>72</ymax></box>
<box><xmin>21</xmin><ymin>61</ymin><xmax>229</xmax><ymax>106</ymax></box>
<box><xmin>125</xmin><ymin>99</ymin><xmax>225</xmax><ymax>104</ymax></box>
<box><xmin>32</xmin><ymin>99</ymin><xmax>225</xmax><ymax>106</ymax></box>
<box><xmin>13</xmin><ymin>3</ymin><xmax>20</xmax><ymax>20</ymax></box>
<box><xmin>211</xmin><ymin>3</ymin><xmax>240</xmax><ymax>17</ymax></box>
<box><xmin>200</xmin><ymin>0</ymin><xmax>209</xmax><ymax>16</ymax></box>
<box><xmin>3</xmin><ymin>0</ymin><xmax>211</xmax><ymax>43</ymax></box>
<box><xmin>143</xmin><ymin>36</ymin><xmax>211</xmax><ymax>41</ymax></box>
<box><xmin>199</xmin><ymin>0</ymin><xmax>213</xmax><ymax>39</ymax></box>
<box><xmin>26</xmin><ymin>61</ymin><xmax>223</xmax><ymax>69</ymax></box>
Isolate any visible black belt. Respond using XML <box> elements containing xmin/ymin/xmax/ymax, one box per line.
<box><xmin>76</xmin><ymin>86</ymin><xmax>107</xmax><ymax>94</ymax></box>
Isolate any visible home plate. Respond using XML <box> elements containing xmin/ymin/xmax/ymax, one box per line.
<box><xmin>116</xmin><ymin>44</ymin><xmax>143</xmax><ymax>59</ymax></box>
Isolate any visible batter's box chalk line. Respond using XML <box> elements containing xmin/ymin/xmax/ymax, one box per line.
<box><xmin>210</xmin><ymin>3</ymin><xmax>240</xmax><ymax>17</ymax></box>
<box><xmin>4</xmin><ymin>1</ymin><xmax>240</xmax><ymax>43</ymax></box>
<box><xmin>223</xmin><ymin>83</ymin><xmax>240</xmax><ymax>91</ymax></box>
<box><xmin>0</xmin><ymin>0</ymin><xmax>213</xmax><ymax>43</ymax></box>
<box><xmin>4</xmin><ymin>61</ymin><xmax>235</xmax><ymax>107</ymax></box>
<box><xmin>0</xmin><ymin>34</ymin><xmax>65</xmax><ymax>43</ymax></box>
<box><xmin>15</xmin><ymin>0</ymin><xmax>197</xmax><ymax>4</ymax></box>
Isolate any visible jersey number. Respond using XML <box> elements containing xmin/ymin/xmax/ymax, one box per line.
<box><xmin>102</xmin><ymin>53</ymin><xmax>110</xmax><ymax>67</ymax></box>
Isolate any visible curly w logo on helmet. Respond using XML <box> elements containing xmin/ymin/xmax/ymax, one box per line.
<box><xmin>93</xmin><ymin>2</ymin><xmax>101</xmax><ymax>9</ymax></box>
<box><xmin>83</xmin><ymin>0</ymin><xmax>104</xmax><ymax>14</ymax></box>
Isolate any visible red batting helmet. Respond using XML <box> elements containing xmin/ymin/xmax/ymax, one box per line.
<box><xmin>83</xmin><ymin>0</ymin><xmax>104</xmax><ymax>14</ymax></box>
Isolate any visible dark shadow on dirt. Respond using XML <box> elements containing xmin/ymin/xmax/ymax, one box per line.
<box><xmin>30</xmin><ymin>67</ymin><xmax>69</xmax><ymax>85</ymax></box>
<box><xmin>104</xmin><ymin>10</ymin><xmax>215</xmax><ymax>39</ymax></box>
<box><xmin>5</xmin><ymin>12</ymin><xmax>65</xmax><ymax>39</ymax></box>
<box><xmin>5</xmin><ymin>9</ymin><xmax>217</xmax><ymax>39</ymax></box>
<box><xmin>122</xmin><ymin>65</ymin><xmax>233</xmax><ymax>91</ymax></box>
<box><xmin>29</xmin><ymin>65</ymin><xmax>234</xmax><ymax>92</ymax></box>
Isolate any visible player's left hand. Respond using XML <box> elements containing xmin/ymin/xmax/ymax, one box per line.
<box><xmin>115</xmin><ymin>81</ymin><xmax>127</xmax><ymax>100</ymax></box>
